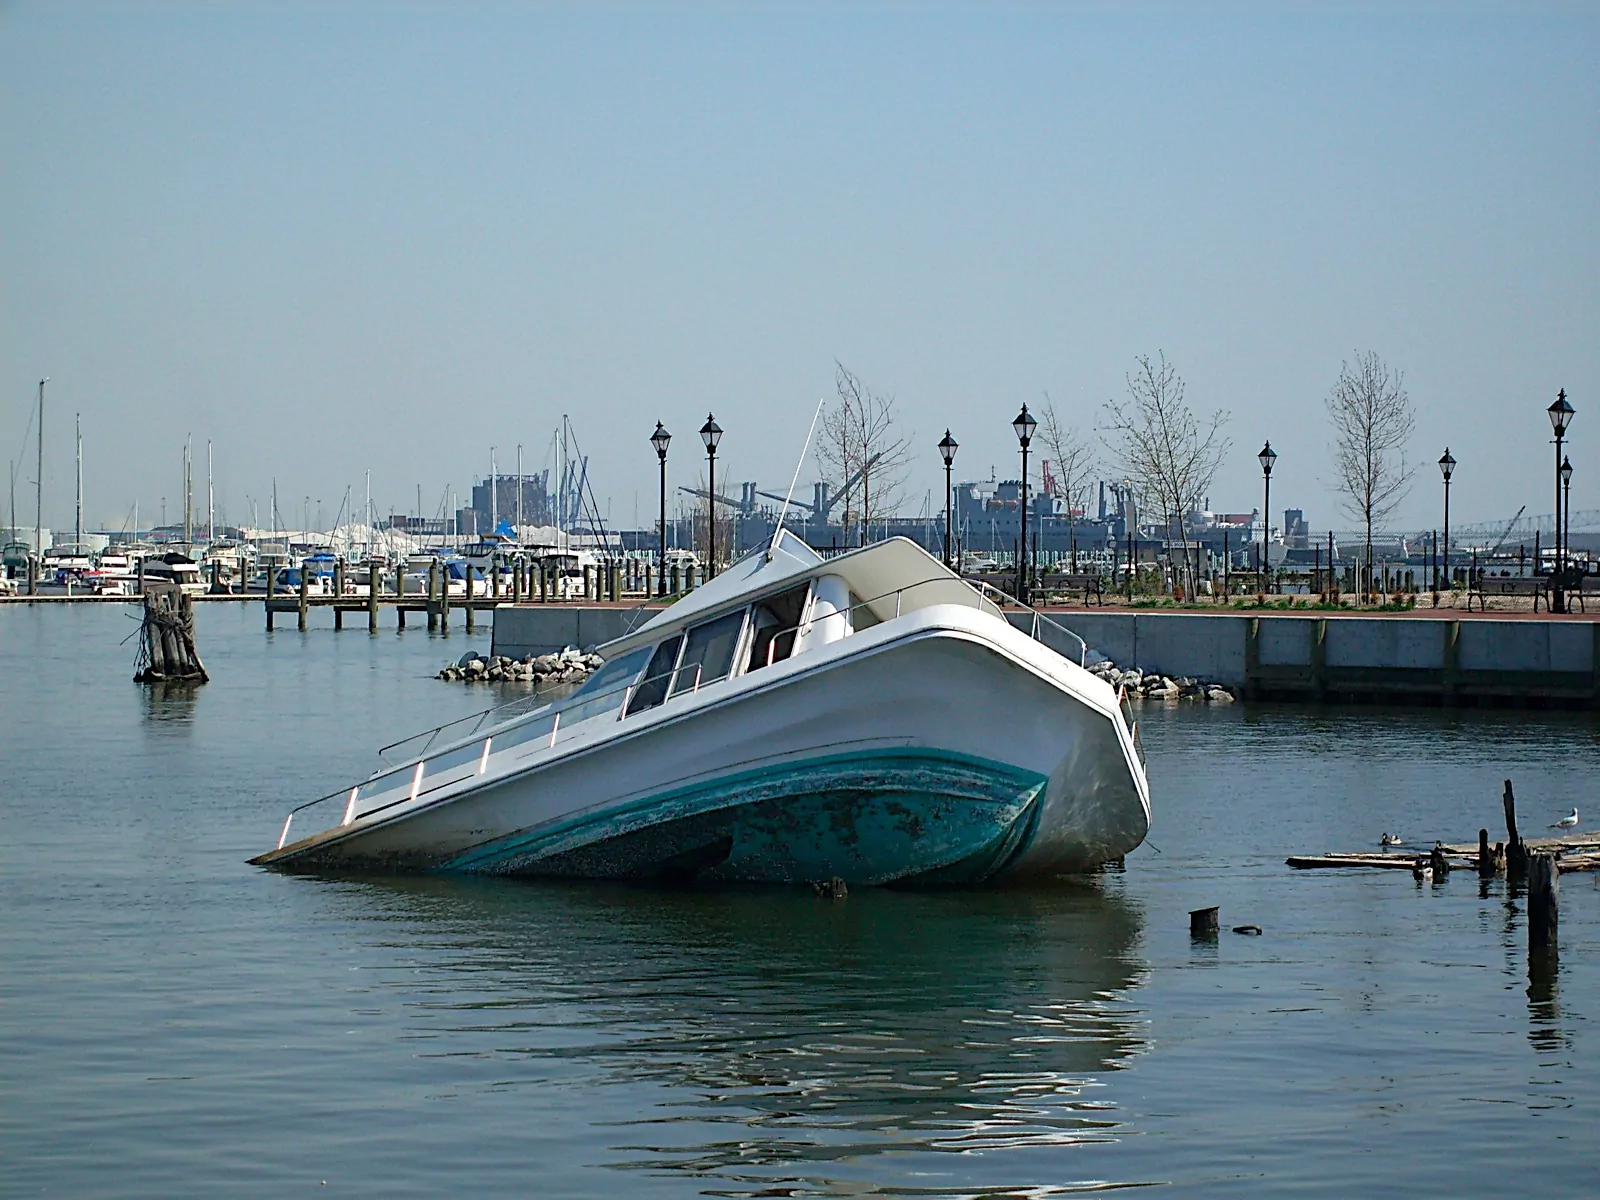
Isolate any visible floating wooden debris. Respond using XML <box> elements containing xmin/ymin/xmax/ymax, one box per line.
<box><xmin>134</xmin><ymin>584</ymin><xmax>208</xmax><ymax>683</ymax></box>
<box><xmin>1289</xmin><ymin>776</ymin><xmax>1600</xmax><ymax>874</ymax></box>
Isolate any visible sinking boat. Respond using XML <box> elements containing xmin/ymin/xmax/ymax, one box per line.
<box><xmin>253</xmin><ymin>533</ymin><xmax>1149</xmax><ymax>885</ymax></box>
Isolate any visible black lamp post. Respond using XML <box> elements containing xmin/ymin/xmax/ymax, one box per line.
<box><xmin>1548</xmin><ymin>390</ymin><xmax>1573</xmax><ymax>612</ymax></box>
<box><xmin>1258</xmin><ymin>441</ymin><xmax>1277</xmax><ymax>594</ymax></box>
<box><xmin>650</xmin><ymin>422</ymin><xmax>671</xmax><ymax>596</ymax></box>
<box><xmin>938</xmin><ymin>430</ymin><xmax>959</xmax><ymax>570</ymax></box>
<box><xmin>699</xmin><ymin>413</ymin><xmax>722</xmax><ymax>578</ymax></box>
<box><xmin>1013</xmin><ymin>404</ymin><xmax>1036</xmax><ymax>603</ymax></box>
<box><xmin>1438</xmin><ymin>448</ymin><xmax>1455</xmax><ymax>595</ymax></box>
<box><xmin>1561</xmin><ymin>454</ymin><xmax>1574</xmax><ymax>587</ymax></box>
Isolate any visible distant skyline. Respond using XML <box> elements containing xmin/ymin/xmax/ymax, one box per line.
<box><xmin>2</xmin><ymin>2</ymin><xmax>1596</xmax><ymax>536</ymax></box>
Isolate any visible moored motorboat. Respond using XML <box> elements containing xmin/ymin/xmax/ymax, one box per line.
<box><xmin>254</xmin><ymin>533</ymin><xmax>1149</xmax><ymax>885</ymax></box>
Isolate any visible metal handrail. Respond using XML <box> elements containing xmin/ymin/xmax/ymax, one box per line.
<box><xmin>964</xmin><ymin>579</ymin><xmax>1088</xmax><ymax>666</ymax></box>
<box><xmin>273</xmin><ymin>571</ymin><xmax>1091</xmax><ymax>852</ymax></box>
<box><xmin>274</xmin><ymin>658</ymin><xmax>723</xmax><ymax>850</ymax></box>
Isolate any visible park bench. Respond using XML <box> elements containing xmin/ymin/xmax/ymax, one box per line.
<box><xmin>1570</xmin><ymin>573</ymin><xmax>1600</xmax><ymax>613</ymax></box>
<box><xmin>1467</xmin><ymin>575</ymin><xmax>1546</xmax><ymax>612</ymax></box>
<box><xmin>1038</xmin><ymin>572</ymin><xmax>1106</xmax><ymax>605</ymax></box>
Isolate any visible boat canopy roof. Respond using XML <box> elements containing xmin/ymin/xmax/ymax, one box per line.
<box><xmin>600</xmin><ymin>531</ymin><xmax>1002</xmax><ymax>659</ymax></box>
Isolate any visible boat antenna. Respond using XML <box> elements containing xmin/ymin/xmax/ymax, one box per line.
<box><xmin>768</xmin><ymin>396</ymin><xmax>825</xmax><ymax>562</ymax></box>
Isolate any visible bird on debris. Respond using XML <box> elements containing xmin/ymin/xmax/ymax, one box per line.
<box><xmin>1382</xmin><ymin>832</ymin><xmax>1404</xmax><ymax>847</ymax></box>
<box><xmin>1551</xmin><ymin>808</ymin><xmax>1579</xmax><ymax>830</ymax></box>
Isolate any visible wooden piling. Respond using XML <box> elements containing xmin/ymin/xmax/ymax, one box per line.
<box><xmin>670</xmin><ymin>563</ymin><xmax>681</xmax><ymax>594</ymax></box>
<box><xmin>465</xmin><ymin>563</ymin><xmax>476</xmax><ymax>632</ymax></box>
<box><xmin>1189</xmin><ymin>907</ymin><xmax>1219</xmax><ymax>939</ymax></box>
<box><xmin>1529</xmin><ymin>851</ymin><xmax>1559</xmax><ymax>949</ymax></box>
<box><xmin>513</xmin><ymin>559</ymin><xmax>523</xmax><ymax>603</ymax></box>
<box><xmin>1504</xmin><ymin>779</ymin><xmax>1527</xmax><ymax>879</ymax></box>
<box><xmin>583</xmin><ymin>564</ymin><xmax>593</xmax><ymax>600</ymax></box>
<box><xmin>538</xmin><ymin>561</ymin><xmax>547</xmax><ymax>603</ymax></box>
<box><xmin>136</xmin><ymin>557</ymin><xmax>145</xmax><ymax>595</ymax></box>
<box><xmin>439</xmin><ymin>563</ymin><xmax>450</xmax><ymax>633</ymax></box>
<box><xmin>427</xmin><ymin>559</ymin><xmax>440</xmax><ymax>631</ymax></box>
<box><xmin>135</xmin><ymin>585</ymin><xmax>208</xmax><ymax>682</ymax></box>
<box><xmin>298</xmin><ymin>563</ymin><xmax>309</xmax><ymax>631</ymax></box>
<box><xmin>368</xmin><ymin>565</ymin><xmax>379</xmax><ymax>631</ymax></box>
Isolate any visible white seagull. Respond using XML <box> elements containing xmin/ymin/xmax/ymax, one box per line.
<box><xmin>1551</xmin><ymin>808</ymin><xmax>1579</xmax><ymax>831</ymax></box>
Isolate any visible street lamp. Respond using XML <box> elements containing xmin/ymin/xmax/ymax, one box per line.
<box><xmin>1548</xmin><ymin>389</ymin><xmax>1574</xmax><ymax>611</ymax></box>
<box><xmin>1561</xmin><ymin>455</ymin><xmax>1574</xmax><ymax>589</ymax></box>
<box><xmin>938</xmin><ymin>430</ymin><xmax>959</xmax><ymax>570</ymax></box>
<box><xmin>1438</xmin><ymin>448</ymin><xmax>1455</xmax><ymax>595</ymax></box>
<box><xmin>1013</xmin><ymin>404</ymin><xmax>1036</xmax><ymax>603</ymax></box>
<box><xmin>1258</xmin><ymin>441</ymin><xmax>1277</xmax><ymax>594</ymax></box>
<box><xmin>699</xmin><ymin>413</ymin><xmax>722</xmax><ymax>578</ymax></box>
<box><xmin>650</xmin><ymin>422</ymin><xmax>671</xmax><ymax>596</ymax></box>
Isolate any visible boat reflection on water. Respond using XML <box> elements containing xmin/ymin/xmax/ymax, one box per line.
<box><xmin>307</xmin><ymin>874</ymin><xmax>1150</xmax><ymax>1190</ymax></box>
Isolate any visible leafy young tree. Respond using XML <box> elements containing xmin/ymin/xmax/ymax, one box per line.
<box><xmin>1036</xmin><ymin>394</ymin><xmax>1096</xmax><ymax>570</ymax></box>
<box><xmin>1326</xmin><ymin>351</ymin><xmax>1414</xmax><ymax>594</ymax></box>
<box><xmin>1101</xmin><ymin>353</ymin><xmax>1230</xmax><ymax>597</ymax></box>
<box><xmin>815</xmin><ymin>362</ymin><xmax>912</xmax><ymax>546</ymax></box>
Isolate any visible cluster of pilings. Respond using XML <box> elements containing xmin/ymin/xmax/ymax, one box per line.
<box><xmin>134</xmin><ymin>584</ymin><xmax>208</xmax><ymax>683</ymax></box>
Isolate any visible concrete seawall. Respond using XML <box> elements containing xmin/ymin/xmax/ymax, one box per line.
<box><xmin>494</xmin><ymin>603</ymin><xmax>1600</xmax><ymax>707</ymax></box>
<box><xmin>1021</xmin><ymin>611</ymin><xmax>1599</xmax><ymax>706</ymax></box>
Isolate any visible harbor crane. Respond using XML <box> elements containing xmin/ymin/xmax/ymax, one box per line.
<box><xmin>680</xmin><ymin>453</ymin><xmax>883</xmax><ymax>519</ymax></box>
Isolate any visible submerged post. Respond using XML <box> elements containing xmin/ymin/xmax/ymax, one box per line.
<box><xmin>1504</xmin><ymin>779</ymin><xmax>1527</xmax><ymax>880</ymax></box>
<box><xmin>1529</xmin><ymin>851</ymin><xmax>1559</xmax><ymax>949</ymax></box>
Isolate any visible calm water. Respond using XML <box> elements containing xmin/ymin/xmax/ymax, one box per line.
<box><xmin>3</xmin><ymin>603</ymin><xmax>1598</xmax><ymax>1197</ymax></box>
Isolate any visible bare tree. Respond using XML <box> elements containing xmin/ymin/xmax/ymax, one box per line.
<box><xmin>1037</xmin><ymin>394</ymin><xmax>1097</xmax><ymax>570</ymax></box>
<box><xmin>1101</xmin><ymin>353</ymin><xmax>1230</xmax><ymax>597</ymax></box>
<box><xmin>815</xmin><ymin>362</ymin><xmax>912</xmax><ymax>546</ymax></box>
<box><xmin>1326</xmin><ymin>351</ymin><xmax>1414</xmax><ymax>594</ymax></box>
<box><xmin>690</xmin><ymin>469</ymin><xmax>736</xmax><ymax>572</ymax></box>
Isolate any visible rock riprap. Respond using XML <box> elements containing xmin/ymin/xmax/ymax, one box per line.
<box><xmin>1083</xmin><ymin>651</ymin><xmax>1234</xmax><ymax>703</ymax></box>
<box><xmin>438</xmin><ymin>647</ymin><xmax>602</xmax><ymax>684</ymax></box>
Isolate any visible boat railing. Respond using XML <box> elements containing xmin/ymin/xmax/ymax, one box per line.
<box><xmin>273</xmin><ymin>659</ymin><xmax>719</xmax><ymax>851</ymax></box>
<box><xmin>963</xmin><ymin>579</ymin><xmax>1090</xmax><ymax>667</ymax></box>
<box><xmin>272</xmin><ymin>575</ymin><xmax>1092</xmax><ymax>853</ymax></box>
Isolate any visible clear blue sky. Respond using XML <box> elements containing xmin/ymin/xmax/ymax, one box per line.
<box><xmin>3</xmin><ymin>2</ymin><xmax>1595</xmax><ymax>535</ymax></box>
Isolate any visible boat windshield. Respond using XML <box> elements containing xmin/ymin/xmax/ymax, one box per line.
<box><xmin>555</xmin><ymin>648</ymin><xmax>650</xmax><ymax>726</ymax></box>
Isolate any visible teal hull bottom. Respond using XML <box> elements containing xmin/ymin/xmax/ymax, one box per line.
<box><xmin>441</xmin><ymin>750</ymin><xmax>1052</xmax><ymax>886</ymax></box>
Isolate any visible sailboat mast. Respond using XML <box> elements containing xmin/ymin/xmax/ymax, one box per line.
<box><xmin>35</xmin><ymin>378</ymin><xmax>46</xmax><ymax>558</ymax></box>
<box><xmin>516</xmin><ymin>443</ymin><xmax>523</xmax><ymax>535</ymax></box>
<box><xmin>490</xmin><ymin>447</ymin><xmax>497</xmax><ymax>534</ymax></box>
<box><xmin>75</xmin><ymin>414</ymin><xmax>82</xmax><ymax>549</ymax></box>
<box><xmin>183</xmin><ymin>436</ymin><xmax>192</xmax><ymax>545</ymax></box>
<box><xmin>207</xmin><ymin>440</ymin><xmax>214</xmax><ymax>543</ymax></box>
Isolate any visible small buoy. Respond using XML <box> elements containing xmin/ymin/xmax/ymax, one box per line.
<box><xmin>1232</xmin><ymin>924</ymin><xmax>1262</xmax><ymax>936</ymax></box>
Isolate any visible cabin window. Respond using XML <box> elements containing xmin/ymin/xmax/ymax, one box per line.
<box><xmin>624</xmin><ymin>635</ymin><xmax>683</xmax><ymax>716</ymax></box>
<box><xmin>671</xmin><ymin>610</ymin><xmax>747</xmax><ymax>697</ymax></box>
<box><xmin>744</xmin><ymin>583</ymin><xmax>811</xmax><ymax>673</ymax></box>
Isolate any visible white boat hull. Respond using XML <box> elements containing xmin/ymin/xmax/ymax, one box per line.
<box><xmin>257</xmin><ymin>608</ymin><xmax>1148</xmax><ymax>885</ymax></box>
